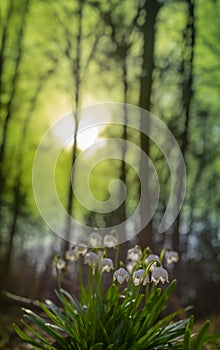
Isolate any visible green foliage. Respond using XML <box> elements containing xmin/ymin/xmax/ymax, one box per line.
<box><xmin>14</xmin><ymin>245</ymin><xmax>220</xmax><ymax>349</ymax></box>
<box><xmin>1</xmin><ymin>0</ymin><xmax>219</xmax><ymax>246</ymax></box>
<box><xmin>1</xmin><ymin>0</ymin><xmax>219</xmax><ymax>326</ymax></box>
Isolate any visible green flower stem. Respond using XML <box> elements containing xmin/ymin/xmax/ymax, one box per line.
<box><xmin>131</xmin><ymin>284</ymin><xmax>143</xmax><ymax>316</ymax></box>
<box><xmin>78</xmin><ymin>258</ymin><xmax>83</xmax><ymax>295</ymax></box>
<box><xmin>91</xmin><ymin>267</ymin><xmax>99</xmax><ymax>343</ymax></box>
<box><xmin>160</xmin><ymin>246</ymin><xmax>169</xmax><ymax>264</ymax></box>
<box><xmin>110</xmin><ymin>283</ymin><xmax>117</xmax><ymax>310</ymax></box>
<box><xmin>114</xmin><ymin>243</ymin><xmax>119</xmax><ymax>269</ymax></box>
<box><xmin>88</xmin><ymin>267</ymin><xmax>92</xmax><ymax>303</ymax></box>
<box><xmin>146</xmin><ymin>259</ymin><xmax>160</xmax><ymax>271</ymax></box>
<box><xmin>112</xmin><ymin>284</ymin><xmax>120</xmax><ymax>332</ymax></box>
<box><xmin>54</xmin><ymin>256</ymin><xmax>61</xmax><ymax>292</ymax></box>
<box><xmin>149</xmin><ymin>280</ymin><xmax>156</xmax><ymax>296</ymax></box>
<box><xmin>56</xmin><ymin>268</ymin><xmax>61</xmax><ymax>292</ymax></box>
<box><xmin>129</xmin><ymin>260</ymin><xmax>157</xmax><ymax>319</ymax></box>
<box><xmin>98</xmin><ymin>271</ymin><xmax>103</xmax><ymax>297</ymax></box>
<box><xmin>145</xmin><ymin>283</ymin><xmax>150</xmax><ymax>302</ymax></box>
<box><xmin>78</xmin><ymin>257</ymin><xmax>83</xmax><ymax>285</ymax></box>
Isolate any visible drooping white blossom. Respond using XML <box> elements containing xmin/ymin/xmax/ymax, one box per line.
<box><xmin>84</xmin><ymin>252</ymin><xmax>99</xmax><ymax>268</ymax></box>
<box><xmin>56</xmin><ymin>258</ymin><xmax>66</xmax><ymax>270</ymax></box>
<box><xmin>76</xmin><ymin>246</ymin><xmax>88</xmax><ymax>256</ymax></box>
<box><xmin>99</xmin><ymin>258</ymin><xmax>114</xmax><ymax>273</ymax></box>
<box><xmin>132</xmin><ymin>269</ymin><xmax>144</xmax><ymax>286</ymax></box>
<box><xmin>132</xmin><ymin>269</ymin><xmax>150</xmax><ymax>286</ymax></box>
<box><xmin>166</xmin><ymin>251</ymin><xmax>179</xmax><ymax>264</ymax></box>
<box><xmin>127</xmin><ymin>246</ymin><xmax>142</xmax><ymax>262</ymax></box>
<box><xmin>103</xmin><ymin>234</ymin><xmax>118</xmax><ymax>248</ymax></box>
<box><xmin>88</xmin><ymin>232</ymin><xmax>103</xmax><ymax>247</ymax></box>
<box><xmin>65</xmin><ymin>249</ymin><xmax>78</xmax><ymax>261</ymax></box>
<box><xmin>65</xmin><ymin>246</ymin><xmax>88</xmax><ymax>261</ymax></box>
<box><xmin>151</xmin><ymin>267</ymin><xmax>169</xmax><ymax>285</ymax></box>
<box><xmin>113</xmin><ymin>268</ymin><xmax>129</xmax><ymax>284</ymax></box>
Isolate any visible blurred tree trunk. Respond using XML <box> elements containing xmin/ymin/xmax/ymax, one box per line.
<box><xmin>64</xmin><ymin>0</ymin><xmax>83</xmax><ymax>251</ymax></box>
<box><xmin>2</xmin><ymin>179</ymin><xmax>24</xmax><ymax>285</ymax></box>
<box><xmin>138</xmin><ymin>0</ymin><xmax>162</xmax><ymax>249</ymax></box>
<box><xmin>48</xmin><ymin>0</ymin><xmax>102</xmax><ymax>251</ymax></box>
<box><xmin>2</xmin><ymin>64</ymin><xmax>58</xmax><ymax>285</ymax></box>
<box><xmin>0</xmin><ymin>0</ymin><xmax>14</xmax><ymax>82</ymax></box>
<box><xmin>96</xmin><ymin>2</ymin><xmax>144</xmax><ymax>232</ymax></box>
<box><xmin>0</xmin><ymin>0</ymin><xmax>30</xmax><ymax>213</ymax></box>
<box><xmin>119</xmin><ymin>57</ymin><xmax>128</xmax><ymax>224</ymax></box>
<box><xmin>172</xmin><ymin>0</ymin><xmax>195</xmax><ymax>252</ymax></box>
<box><xmin>0</xmin><ymin>0</ymin><xmax>30</xmax><ymax>285</ymax></box>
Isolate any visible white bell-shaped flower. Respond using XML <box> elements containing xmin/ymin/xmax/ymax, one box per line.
<box><xmin>151</xmin><ymin>267</ymin><xmax>169</xmax><ymax>285</ymax></box>
<box><xmin>113</xmin><ymin>268</ymin><xmax>129</xmax><ymax>284</ymax></box>
<box><xmin>56</xmin><ymin>258</ymin><xmax>66</xmax><ymax>270</ymax></box>
<box><xmin>88</xmin><ymin>232</ymin><xmax>103</xmax><ymax>247</ymax></box>
<box><xmin>132</xmin><ymin>269</ymin><xmax>150</xmax><ymax>286</ymax></box>
<box><xmin>84</xmin><ymin>252</ymin><xmax>99</xmax><ymax>268</ymax></box>
<box><xmin>127</xmin><ymin>246</ymin><xmax>142</xmax><ymax>262</ymax></box>
<box><xmin>133</xmin><ymin>269</ymin><xmax>144</xmax><ymax>286</ymax></box>
<box><xmin>99</xmin><ymin>258</ymin><xmax>114</xmax><ymax>272</ymax></box>
<box><xmin>75</xmin><ymin>245</ymin><xmax>88</xmax><ymax>257</ymax></box>
<box><xmin>65</xmin><ymin>249</ymin><xmax>78</xmax><ymax>261</ymax></box>
<box><xmin>103</xmin><ymin>234</ymin><xmax>118</xmax><ymax>248</ymax></box>
<box><xmin>166</xmin><ymin>251</ymin><xmax>179</xmax><ymax>264</ymax></box>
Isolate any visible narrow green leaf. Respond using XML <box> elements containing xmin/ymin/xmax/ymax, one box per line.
<box><xmin>13</xmin><ymin>324</ymin><xmax>55</xmax><ymax>349</ymax></box>
<box><xmin>136</xmin><ymin>319</ymin><xmax>187</xmax><ymax>350</ymax></box>
<box><xmin>145</xmin><ymin>280</ymin><xmax>177</xmax><ymax>328</ymax></box>
<box><xmin>89</xmin><ymin>343</ymin><xmax>104</xmax><ymax>350</ymax></box>
<box><xmin>205</xmin><ymin>333</ymin><xmax>220</xmax><ymax>342</ymax></box>
<box><xmin>23</xmin><ymin>313</ymin><xmax>69</xmax><ymax>348</ymax></box>
<box><xmin>22</xmin><ymin>320</ymin><xmax>54</xmax><ymax>346</ymax></box>
<box><xmin>60</xmin><ymin>288</ymin><xmax>82</xmax><ymax>314</ymax></box>
<box><xmin>192</xmin><ymin>320</ymin><xmax>210</xmax><ymax>350</ymax></box>
<box><xmin>96</xmin><ymin>317</ymin><xmax>111</xmax><ymax>343</ymax></box>
<box><xmin>107</xmin><ymin>345</ymin><xmax>115</xmax><ymax>350</ymax></box>
<box><xmin>38</xmin><ymin>300</ymin><xmax>65</xmax><ymax>326</ymax></box>
<box><xmin>183</xmin><ymin>315</ymin><xmax>194</xmax><ymax>350</ymax></box>
<box><xmin>137</xmin><ymin>281</ymin><xmax>176</xmax><ymax>338</ymax></box>
<box><xmin>118</xmin><ymin>343</ymin><xmax>130</xmax><ymax>350</ymax></box>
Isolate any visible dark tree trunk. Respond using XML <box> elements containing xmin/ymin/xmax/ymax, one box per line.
<box><xmin>118</xmin><ymin>55</ymin><xmax>129</xmax><ymax>225</ymax></box>
<box><xmin>64</xmin><ymin>0</ymin><xmax>83</xmax><ymax>251</ymax></box>
<box><xmin>0</xmin><ymin>0</ymin><xmax>30</xmax><ymax>212</ymax></box>
<box><xmin>172</xmin><ymin>0</ymin><xmax>195</xmax><ymax>252</ymax></box>
<box><xmin>2</xmin><ymin>64</ymin><xmax>57</xmax><ymax>284</ymax></box>
<box><xmin>0</xmin><ymin>0</ymin><xmax>14</xmax><ymax>82</ymax></box>
<box><xmin>138</xmin><ymin>0</ymin><xmax>162</xmax><ymax>249</ymax></box>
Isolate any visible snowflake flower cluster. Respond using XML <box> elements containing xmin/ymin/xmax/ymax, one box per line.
<box><xmin>55</xmin><ymin>232</ymin><xmax>179</xmax><ymax>287</ymax></box>
<box><xmin>86</xmin><ymin>230</ymin><xmax>118</xmax><ymax>248</ymax></box>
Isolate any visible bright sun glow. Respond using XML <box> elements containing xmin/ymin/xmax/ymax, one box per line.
<box><xmin>52</xmin><ymin>114</ymin><xmax>100</xmax><ymax>151</ymax></box>
<box><xmin>77</xmin><ymin>127</ymin><xmax>99</xmax><ymax>150</ymax></box>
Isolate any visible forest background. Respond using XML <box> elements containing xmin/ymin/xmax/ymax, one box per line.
<box><xmin>0</xmin><ymin>0</ymin><xmax>220</xmax><ymax>339</ymax></box>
